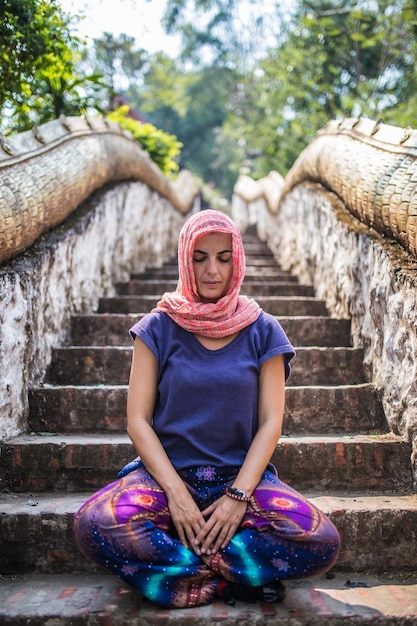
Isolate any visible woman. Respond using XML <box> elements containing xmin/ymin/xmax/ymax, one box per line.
<box><xmin>73</xmin><ymin>210</ymin><xmax>340</xmax><ymax>609</ymax></box>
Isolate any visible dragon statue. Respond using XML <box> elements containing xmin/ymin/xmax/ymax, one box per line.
<box><xmin>2</xmin><ymin>115</ymin><xmax>417</xmax><ymax>265</ymax></box>
<box><xmin>0</xmin><ymin>115</ymin><xmax>198</xmax><ymax>265</ymax></box>
<box><xmin>234</xmin><ymin>116</ymin><xmax>417</xmax><ymax>263</ymax></box>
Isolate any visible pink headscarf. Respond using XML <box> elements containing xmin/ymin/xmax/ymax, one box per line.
<box><xmin>153</xmin><ymin>210</ymin><xmax>261</xmax><ymax>338</ymax></box>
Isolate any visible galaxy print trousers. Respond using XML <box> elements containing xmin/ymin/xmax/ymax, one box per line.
<box><xmin>73</xmin><ymin>463</ymin><xmax>340</xmax><ymax>609</ymax></box>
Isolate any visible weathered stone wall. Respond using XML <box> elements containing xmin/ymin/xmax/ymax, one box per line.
<box><xmin>0</xmin><ymin>182</ymin><xmax>196</xmax><ymax>440</ymax></box>
<box><xmin>232</xmin><ymin>183</ymin><xmax>417</xmax><ymax>489</ymax></box>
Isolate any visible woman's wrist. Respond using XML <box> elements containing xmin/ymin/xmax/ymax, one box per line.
<box><xmin>225</xmin><ymin>485</ymin><xmax>251</xmax><ymax>502</ymax></box>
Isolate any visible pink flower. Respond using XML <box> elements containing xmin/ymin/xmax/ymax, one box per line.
<box><xmin>272</xmin><ymin>558</ymin><xmax>289</xmax><ymax>572</ymax></box>
<box><xmin>121</xmin><ymin>564</ymin><xmax>138</xmax><ymax>576</ymax></box>
<box><xmin>196</xmin><ymin>466</ymin><xmax>217</xmax><ymax>481</ymax></box>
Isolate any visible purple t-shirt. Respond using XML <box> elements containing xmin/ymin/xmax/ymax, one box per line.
<box><xmin>129</xmin><ymin>311</ymin><xmax>295</xmax><ymax>471</ymax></box>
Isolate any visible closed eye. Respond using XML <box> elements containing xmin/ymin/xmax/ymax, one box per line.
<box><xmin>193</xmin><ymin>254</ymin><xmax>207</xmax><ymax>263</ymax></box>
<box><xmin>193</xmin><ymin>249</ymin><xmax>232</xmax><ymax>263</ymax></box>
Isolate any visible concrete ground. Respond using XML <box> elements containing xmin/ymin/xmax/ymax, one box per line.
<box><xmin>0</xmin><ymin>571</ymin><xmax>416</xmax><ymax>625</ymax></box>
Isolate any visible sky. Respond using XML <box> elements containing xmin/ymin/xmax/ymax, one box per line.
<box><xmin>58</xmin><ymin>0</ymin><xmax>180</xmax><ymax>55</ymax></box>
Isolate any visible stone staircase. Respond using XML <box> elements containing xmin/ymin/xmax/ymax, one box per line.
<box><xmin>1</xmin><ymin>231</ymin><xmax>416</xmax><ymax>624</ymax></box>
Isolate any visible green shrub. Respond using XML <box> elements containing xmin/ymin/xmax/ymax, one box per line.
<box><xmin>106</xmin><ymin>105</ymin><xmax>182</xmax><ymax>176</ymax></box>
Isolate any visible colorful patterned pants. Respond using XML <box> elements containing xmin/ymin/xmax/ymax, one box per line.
<box><xmin>73</xmin><ymin>463</ymin><xmax>340</xmax><ymax>608</ymax></box>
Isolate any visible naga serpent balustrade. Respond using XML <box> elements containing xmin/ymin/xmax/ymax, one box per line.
<box><xmin>0</xmin><ymin>115</ymin><xmax>198</xmax><ymax>265</ymax></box>
<box><xmin>235</xmin><ymin>116</ymin><xmax>417</xmax><ymax>262</ymax></box>
<box><xmin>2</xmin><ymin>115</ymin><xmax>417</xmax><ymax>264</ymax></box>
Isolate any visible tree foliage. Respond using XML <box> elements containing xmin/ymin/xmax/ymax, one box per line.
<box><xmin>2</xmin><ymin>0</ymin><xmax>417</xmax><ymax>200</ymax></box>
<box><xmin>106</xmin><ymin>105</ymin><xmax>183</xmax><ymax>176</ymax></box>
<box><xmin>150</xmin><ymin>0</ymin><xmax>416</xmax><ymax>189</ymax></box>
<box><xmin>0</xmin><ymin>0</ymin><xmax>103</xmax><ymax>132</ymax></box>
<box><xmin>231</xmin><ymin>0</ymin><xmax>417</xmax><ymax>178</ymax></box>
<box><xmin>88</xmin><ymin>32</ymin><xmax>148</xmax><ymax>102</ymax></box>
<box><xmin>0</xmin><ymin>0</ymin><xmax>69</xmax><ymax>106</ymax></box>
<box><xmin>162</xmin><ymin>0</ymin><xmax>292</xmax><ymax>68</ymax></box>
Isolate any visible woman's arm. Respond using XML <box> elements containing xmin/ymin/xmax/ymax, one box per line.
<box><xmin>195</xmin><ymin>354</ymin><xmax>286</xmax><ymax>554</ymax></box>
<box><xmin>231</xmin><ymin>352</ymin><xmax>286</xmax><ymax>495</ymax></box>
<box><xmin>127</xmin><ymin>337</ymin><xmax>206</xmax><ymax>551</ymax></box>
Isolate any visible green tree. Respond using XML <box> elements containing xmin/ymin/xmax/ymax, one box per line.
<box><xmin>383</xmin><ymin>0</ymin><xmax>417</xmax><ymax>126</ymax></box>
<box><xmin>133</xmin><ymin>53</ymin><xmax>236</xmax><ymax>189</ymax></box>
<box><xmin>0</xmin><ymin>0</ymin><xmax>67</xmax><ymax>109</ymax></box>
<box><xmin>216</xmin><ymin>0</ymin><xmax>417</xmax><ymax>181</ymax></box>
<box><xmin>0</xmin><ymin>0</ymin><xmax>102</xmax><ymax>132</ymax></box>
<box><xmin>106</xmin><ymin>104</ymin><xmax>182</xmax><ymax>176</ymax></box>
<box><xmin>90</xmin><ymin>32</ymin><xmax>148</xmax><ymax>105</ymax></box>
<box><xmin>162</xmin><ymin>0</ymin><xmax>290</xmax><ymax>69</ymax></box>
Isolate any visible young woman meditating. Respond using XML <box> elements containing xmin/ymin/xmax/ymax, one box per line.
<box><xmin>73</xmin><ymin>210</ymin><xmax>340</xmax><ymax>608</ymax></box>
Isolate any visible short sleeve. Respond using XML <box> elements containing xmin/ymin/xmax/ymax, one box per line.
<box><xmin>129</xmin><ymin>314</ymin><xmax>160</xmax><ymax>360</ymax></box>
<box><xmin>256</xmin><ymin>312</ymin><xmax>296</xmax><ymax>380</ymax></box>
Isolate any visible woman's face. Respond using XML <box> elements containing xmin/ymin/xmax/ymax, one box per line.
<box><xmin>192</xmin><ymin>232</ymin><xmax>233</xmax><ymax>303</ymax></box>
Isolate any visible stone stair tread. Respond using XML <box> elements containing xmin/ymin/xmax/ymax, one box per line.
<box><xmin>0</xmin><ymin>572</ymin><xmax>416</xmax><ymax>624</ymax></box>
<box><xmin>45</xmin><ymin>345</ymin><xmax>366</xmax><ymax>386</ymax></box>
<box><xmin>70</xmin><ymin>314</ymin><xmax>353</xmax><ymax>347</ymax></box>
<box><xmin>117</xmin><ymin>278</ymin><xmax>302</xmax><ymax>288</ymax></box>
<box><xmin>4</xmin><ymin>429</ymin><xmax>397</xmax><ymax>449</ymax></box>
<box><xmin>2</xmin><ymin>432</ymin><xmax>410</xmax><ymax>493</ymax></box>
<box><xmin>116</xmin><ymin>280</ymin><xmax>314</xmax><ymax>296</ymax></box>
<box><xmin>243</xmin><ymin>283</ymin><xmax>315</xmax><ymax>296</ymax></box>
<box><xmin>243</xmin><ymin>258</ymin><xmax>281</xmax><ymax>265</ymax></box>
<box><xmin>132</xmin><ymin>269</ymin><xmax>298</xmax><ymax>281</ymax></box>
<box><xmin>48</xmin><ymin>345</ymin><xmax>363</xmax><ymax>357</ymax></box>
<box><xmin>98</xmin><ymin>295</ymin><xmax>329</xmax><ymax>316</ymax></box>
<box><xmin>245</xmin><ymin>272</ymin><xmax>299</xmax><ymax>280</ymax></box>
<box><xmin>27</xmin><ymin>381</ymin><xmax>386</xmax><ymax>435</ymax></box>
<box><xmin>28</xmin><ymin>380</ymin><xmax>382</xmax><ymax>395</ymax></box>
<box><xmin>7</xmin><ymin>431</ymin><xmax>403</xmax><ymax>446</ymax></box>
<box><xmin>287</xmin><ymin>382</ymin><xmax>376</xmax><ymax>389</ymax></box>
<box><xmin>2</xmin><ymin>489</ymin><xmax>416</xmax><ymax>514</ymax></box>
<box><xmin>1</xmin><ymin>491</ymin><xmax>416</xmax><ymax>578</ymax></box>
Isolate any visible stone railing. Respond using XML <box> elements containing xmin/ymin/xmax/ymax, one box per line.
<box><xmin>0</xmin><ymin>115</ymin><xmax>198</xmax><ymax>265</ymax></box>
<box><xmin>232</xmin><ymin>117</ymin><xmax>417</xmax><ymax>488</ymax></box>
<box><xmin>0</xmin><ymin>116</ymin><xmax>199</xmax><ymax>440</ymax></box>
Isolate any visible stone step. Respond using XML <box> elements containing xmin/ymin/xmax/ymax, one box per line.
<box><xmin>70</xmin><ymin>313</ymin><xmax>141</xmax><ymax>346</ymax></box>
<box><xmin>255</xmin><ymin>296</ymin><xmax>329</xmax><ymax>316</ymax></box>
<box><xmin>115</xmin><ymin>279</ymin><xmax>313</xmax><ymax>297</ymax></box>
<box><xmin>132</xmin><ymin>268</ymin><xmax>298</xmax><ymax>281</ymax></box>
<box><xmin>291</xmin><ymin>347</ymin><xmax>366</xmax><ymax>385</ymax></box>
<box><xmin>243</xmin><ymin>249</ymin><xmax>275</xmax><ymax>257</ymax></box>
<box><xmin>137</xmin><ymin>255</ymin><xmax>282</xmax><ymax>270</ymax></box>
<box><xmin>283</xmin><ymin>384</ymin><xmax>385</xmax><ymax>434</ymax></box>
<box><xmin>1</xmin><ymin>433</ymin><xmax>410</xmax><ymax>493</ymax></box>
<box><xmin>70</xmin><ymin>314</ymin><xmax>353</xmax><ymax>347</ymax></box>
<box><xmin>244</xmin><ymin>271</ymin><xmax>299</xmax><ymax>281</ymax></box>
<box><xmin>44</xmin><ymin>346</ymin><xmax>366</xmax><ymax>386</ymax></box>
<box><xmin>244</xmin><ymin>258</ymin><xmax>281</xmax><ymax>266</ymax></box>
<box><xmin>271</xmin><ymin>433</ymin><xmax>411</xmax><ymax>492</ymax></box>
<box><xmin>0</xmin><ymin>492</ymin><xmax>416</xmax><ymax>575</ymax></box>
<box><xmin>27</xmin><ymin>383</ymin><xmax>386</xmax><ymax>435</ymax></box>
<box><xmin>243</xmin><ymin>241</ymin><xmax>274</xmax><ymax>257</ymax></box>
<box><xmin>98</xmin><ymin>295</ymin><xmax>329</xmax><ymax>316</ymax></box>
<box><xmin>1</xmin><ymin>573</ymin><xmax>417</xmax><ymax>626</ymax></box>
<box><xmin>4</xmin><ymin>229</ymin><xmax>414</xmax><ymax>626</ymax></box>
<box><xmin>243</xmin><ymin>281</ymin><xmax>314</xmax><ymax>296</ymax></box>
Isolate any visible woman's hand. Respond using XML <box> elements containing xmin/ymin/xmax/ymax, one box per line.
<box><xmin>167</xmin><ymin>488</ymin><xmax>206</xmax><ymax>553</ymax></box>
<box><xmin>194</xmin><ymin>495</ymin><xmax>247</xmax><ymax>555</ymax></box>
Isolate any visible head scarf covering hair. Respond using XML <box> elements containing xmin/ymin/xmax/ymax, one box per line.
<box><xmin>153</xmin><ymin>210</ymin><xmax>261</xmax><ymax>338</ymax></box>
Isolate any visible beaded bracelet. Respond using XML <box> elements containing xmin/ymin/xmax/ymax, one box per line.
<box><xmin>225</xmin><ymin>486</ymin><xmax>251</xmax><ymax>502</ymax></box>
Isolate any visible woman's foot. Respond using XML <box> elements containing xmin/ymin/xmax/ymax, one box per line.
<box><xmin>217</xmin><ymin>579</ymin><xmax>286</xmax><ymax>605</ymax></box>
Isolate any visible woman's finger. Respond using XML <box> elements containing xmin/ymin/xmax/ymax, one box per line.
<box><xmin>199</xmin><ymin>518</ymin><xmax>234</xmax><ymax>554</ymax></box>
<box><xmin>210</xmin><ymin>515</ymin><xmax>243</xmax><ymax>553</ymax></box>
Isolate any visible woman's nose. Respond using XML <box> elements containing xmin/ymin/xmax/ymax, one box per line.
<box><xmin>207</xmin><ymin>257</ymin><xmax>218</xmax><ymax>274</ymax></box>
